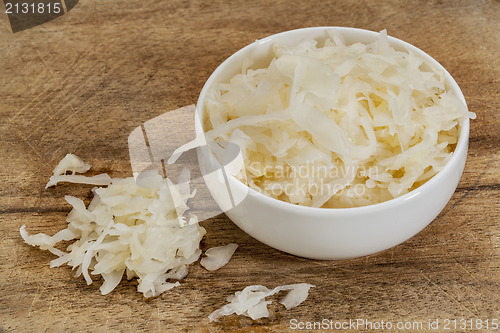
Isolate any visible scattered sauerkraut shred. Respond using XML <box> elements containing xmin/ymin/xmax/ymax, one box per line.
<box><xmin>21</xmin><ymin>155</ymin><xmax>206</xmax><ymax>297</ymax></box>
<box><xmin>45</xmin><ymin>153</ymin><xmax>111</xmax><ymax>188</ymax></box>
<box><xmin>200</xmin><ymin>243</ymin><xmax>238</xmax><ymax>271</ymax></box>
<box><xmin>208</xmin><ymin>283</ymin><xmax>315</xmax><ymax>322</ymax></box>
<box><xmin>204</xmin><ymin>30</ymin><xmax>476</xmax><ymax>208</ymax></box>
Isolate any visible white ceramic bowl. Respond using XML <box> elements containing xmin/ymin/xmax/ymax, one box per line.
<box><xmin>195</xmin><ymin>27</ymin><xmax>470</xmax><ymax>260</ymax></box>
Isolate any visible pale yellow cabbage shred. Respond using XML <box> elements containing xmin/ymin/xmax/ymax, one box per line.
<box><xmin>21</xmin><ymin>158</ymin><xmax>206</xmax><ymax>298</ymax></box>
<box><xmin>204</xmin><ymin>30</ymin><xmax>475</xmax><ymax>208</ymax></box>
<box><xmin>208</xmin><ymin>283</ymin><xmax>315</xmax><ymax>322</ymax></box>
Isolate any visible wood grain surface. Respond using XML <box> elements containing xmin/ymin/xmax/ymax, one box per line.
<box><xmin>1</xmin><ymin>0</ymin><xmax>499</xmax><ymax>332</ymax></box>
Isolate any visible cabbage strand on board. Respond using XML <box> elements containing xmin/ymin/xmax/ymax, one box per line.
<box><xmin>208</xmin><ymin>283</ymin><xmax>315</xmax><ymax>322</ymax></box>
<box><xmin>200</xmin><ymin>243</ymin><xmax>238</xmax><ymax>271</ymax></box>
<box><xmin>21</xmin><ymin>160</ymin><xmax>206</xmax><ymax>298</ymax></box>
<box><xmin>204</xmin><ymin>30</ymin><xmax>476</xmax><ymax>208</ymax></box>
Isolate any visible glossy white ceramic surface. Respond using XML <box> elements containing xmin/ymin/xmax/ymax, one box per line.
<box><xmin>195</xmin><ymin>27</ymin><xmax>470</xmax><ymax>260</ymax></box>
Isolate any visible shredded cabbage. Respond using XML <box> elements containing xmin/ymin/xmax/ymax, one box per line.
<box><xmin>200</xmin><ymin>243</ymin><xmax>238</xmax><ymax>271</ymax></box>
<box><xmin>204</xmin><ymin>30</ymin><xmax>476</xmax><ymax>208</ymax></box>
<box><xmin>208</xmin><ymin>283</ymin><xmax>314</xmax><ymax>321</ymax></box>
<box><xmin>22</xmin><ymin>155</ymin><xmax>206</xmax><ymax>297</ymax></box>
<box><xmin>45</xmin><ymin>153</ymin><xmax>111</xmax><ymax>188</ymax></box>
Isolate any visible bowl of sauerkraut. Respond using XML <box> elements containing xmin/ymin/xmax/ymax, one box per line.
<box><xmin>195</xmin><ymin>27</ymin><xmax>475</xmax><ymax>259</ymax></box>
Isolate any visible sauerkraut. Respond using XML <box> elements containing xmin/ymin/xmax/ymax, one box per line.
<box><xmin>21</xmin><ymin>155</ymin><xmax>206</xmax><ymax>297</ymax></box>
<box><xmin>45</xmin><ymin>153</ymin><xmax>111</xmax><ymax>188</ymax></box>
<box><xmin>200</xmin><ymin>243</ymin><xmax>238</xmax><ymax>271</ymax></box>
<box><xmin>208</xmin><ymin>283</ymin><xmax>314</xmax><ymax>321</ymax></box>
<box><xmin>203</xmin><ymin>30</ymin><xmax>476</xmax><ymax>208</ymax></box>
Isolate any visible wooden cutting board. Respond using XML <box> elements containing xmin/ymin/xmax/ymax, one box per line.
<box><xmin>1</xmin><ymin>1</ymin><xmax>499</xmax><ymax>331</ymax></box>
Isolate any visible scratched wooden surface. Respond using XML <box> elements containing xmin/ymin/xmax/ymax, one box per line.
<box><xmin>0</xmin><ymin>0</ymin><xmax>499</xmax><ymax>332</ymax></box>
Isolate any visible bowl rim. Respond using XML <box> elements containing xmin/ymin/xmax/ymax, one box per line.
<box><xmin>195</xmin><ymin>26</ymin><xmax>470</xmax><ymax>215</ymax></box>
